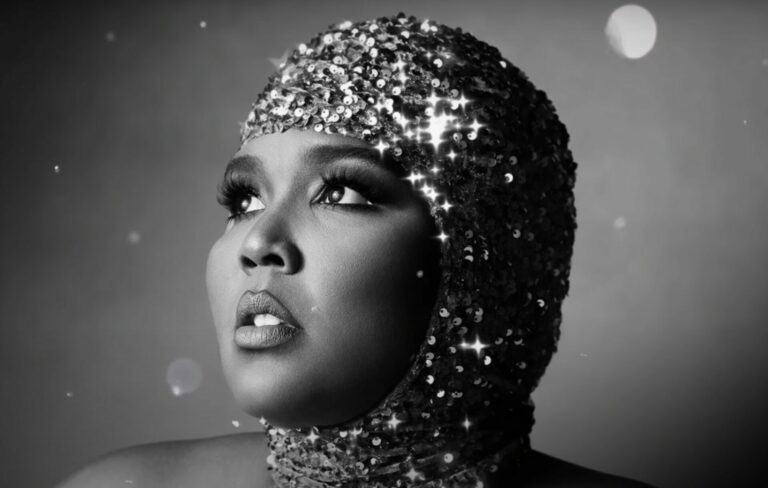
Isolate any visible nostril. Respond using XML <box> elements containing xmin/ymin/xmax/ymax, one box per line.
<box><xmin>240</xmin><ymin>255</ymin><xmax>257</xmax><ymax>269</ymax></box>
<box><xmin>240</xmin><ymin>253</ymin><xmax>284</xmax><ymax>269</ymax></box>
<box><xmin>260</xmin><ymin>254</ymin><xmax>285</xmax><ymax>267</ymax></box>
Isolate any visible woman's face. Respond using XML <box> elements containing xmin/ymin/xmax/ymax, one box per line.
<box><xmin>206</xmin><ymin>129</ymin><xmax>441</xmax><ymax>427</ymax></box>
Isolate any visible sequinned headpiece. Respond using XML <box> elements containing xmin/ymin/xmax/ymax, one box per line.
<box><xmin>241</xmin><ymin>13</ymin><xmax>577</xmax><ymax>488</ymax></box>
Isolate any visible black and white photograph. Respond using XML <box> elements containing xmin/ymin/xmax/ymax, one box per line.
<box><xmin>1</xmin><ymin>1</ymin><xmax>766</xmax><ymax>487</ymax></box>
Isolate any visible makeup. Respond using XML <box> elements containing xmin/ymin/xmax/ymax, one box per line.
<box><xmin>234</xmin><ymin>290</ymin><xmax>302</xmax><ymax>350</ymax></box>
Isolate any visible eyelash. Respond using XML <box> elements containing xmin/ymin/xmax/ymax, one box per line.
<box><xmin>216</xmin><ymin>168</ymin><xmax>381</xmax><ymax>223</ymax></box>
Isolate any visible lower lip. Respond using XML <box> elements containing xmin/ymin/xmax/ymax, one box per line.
<box><xmin>234</xmin><ymin>324</ymin><xmax>300</xmax><ymax>350</ymax></box>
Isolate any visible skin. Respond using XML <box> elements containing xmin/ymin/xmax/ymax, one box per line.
<box><xmin>205</xmin><ymin>128</ymin><xmax>441</xmax><ymax>427</ymax></box>
<box><xmin>56</xmin><ymin>433</ymin><xmax>656</xmax><ymax>487</ymax></box>
<box><xmin>55</xmin><ymin>129</ymin><xmax>654</xmax><ymax>487</ymax></box>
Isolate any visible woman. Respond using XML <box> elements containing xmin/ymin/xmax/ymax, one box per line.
<box><xmin>58</xmin><ymin>13</ymin><xmax>653</xmax><ymax>488</ymax></box>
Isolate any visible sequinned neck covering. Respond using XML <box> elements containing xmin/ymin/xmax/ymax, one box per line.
<box><xmin>239</xmin><ymin>13</ymin><xmax>577</xmax><ymax>488</ymax></box>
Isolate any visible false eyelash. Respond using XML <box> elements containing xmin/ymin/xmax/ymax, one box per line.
<box><xmin>216</xmin><ymin>172</ymin><xmax>257</xmax><ymax>222</ymax></box>
<box><xmin>216</xmin><ymin>166</ymin><xmax>383</xmax><ymax>223</ymax></box>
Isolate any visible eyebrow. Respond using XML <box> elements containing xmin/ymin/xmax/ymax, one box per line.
<box><xmin>223</xmin><ymin>143</ymin><xmax>403</xmax><ymax>179</ymax></box>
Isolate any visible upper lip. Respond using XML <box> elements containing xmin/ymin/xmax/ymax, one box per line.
<box><xmin>236</xmin><ymin>290</ymin><xmax>301</xmax><ymax>329</ymax></box>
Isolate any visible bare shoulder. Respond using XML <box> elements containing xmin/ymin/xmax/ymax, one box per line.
<box><xmin>503</xmin><ymin>450</ymin><xmax>656</xmax><ymax>488</ymax></box>
<box><xmin>55</xmin><ymin>432</ymin><xmax>271</xmax><ymax>488</ymax></box>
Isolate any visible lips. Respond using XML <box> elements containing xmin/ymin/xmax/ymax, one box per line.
<box><xmin>234</xmin><ymin>290</ymin><xmax>302</xmax><ymax>350</ymax></box>
<box><xmin>236</xmin><ymin>290</ymin><xmax>302</xmax><ymax>329</ymax></box>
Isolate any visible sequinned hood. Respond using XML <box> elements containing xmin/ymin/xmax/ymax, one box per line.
<box><xmin>241</xmin><ymin>13</ymin><xmax>577</xmax><ymax>488</ymax></box>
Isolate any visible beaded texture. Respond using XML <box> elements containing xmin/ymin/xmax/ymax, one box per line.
<box><xmin>240</xmin><ymin>13</ymin><xmax>577</xmax><ymax>488</ymax></box>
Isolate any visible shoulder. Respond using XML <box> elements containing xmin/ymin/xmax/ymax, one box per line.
<box><xmin>54</xmin><ymin>432</ymin><xmax>271</xmax><ymax>488</ymax></box>
<box><xmin>503</xmin><ymin>449</ymin><xmax>656</xmax><ymax>488</ymax></box>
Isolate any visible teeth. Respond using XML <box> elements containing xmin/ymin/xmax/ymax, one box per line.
<box><xmin>253</xmin><ymin>313</ymin><xmax>283</xmax><ymax>327</ymax></box>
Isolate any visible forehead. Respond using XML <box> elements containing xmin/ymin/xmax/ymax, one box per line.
<box><xmin>230</xmin><ymin>129</ymin><xmax>407</xmax><ymax>179</ymax></box>
<box><xmin>236</xmin><ymin>129</ymin><xmax>370</xmax><ymax>158</ymax></box>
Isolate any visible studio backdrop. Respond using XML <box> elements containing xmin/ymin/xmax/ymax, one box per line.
<box><xmin>1</xmin><ymin>1</ymin><xmax>767</xmax><ymax>487</ymax></box>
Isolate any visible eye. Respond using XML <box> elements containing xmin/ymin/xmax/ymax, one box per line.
<box><xmin>236</xmin><ymin>194</ymin><xmax>266</xmax><ymax>214</ymax></box>
<box><xmin>318</xmin><ymin>183</ymin><xmax>373</xmax><ymax>207</ymax></box>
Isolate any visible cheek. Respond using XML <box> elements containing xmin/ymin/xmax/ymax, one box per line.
<box><xmin>306</xmin><ymin>217</ymin><xmax>434</xmax><ymax>367</ymax></box>
<box><xmin>205</xmin><ymin>235</ymin><xmax>240</xmax><ymax>334</ymax></box>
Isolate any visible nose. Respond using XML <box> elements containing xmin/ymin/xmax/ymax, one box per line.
<box><xmin>238</xmin><ymin>207</ymin><xmax>302</xmax><ymax>275</ymax></box>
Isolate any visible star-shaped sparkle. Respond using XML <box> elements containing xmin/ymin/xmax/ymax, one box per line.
<box><xmin>462</xmin><ymin>416</ymin><xmax>472</xmax><ymax>431</ymax></box>
<box><xmin>392</xmin><ymin>59</ymin><xmax>406</xmax><ymax>71</ymax></box>
<box><xmin>460</xmin><ymin>335</ymin><xmax>489</xmax><ymax>357</ymax></box>
<box><xmin>374</xmin><ymin>139</ymin><xmax>389</xmax><ymax>155</ymax></box>
<box><xmin>422</xmin><ymin>112</ymin><xmax>454</xmax><ymax>151</ymax></box>
<box><xmin>437</xmin><ymin>231</ymin><xmax>449</xmax><ymax>243</ymax></box>
<box><xmin>447</xmin><ymin>150</ymin><xmax>457</xmax><ymax>161</ymax></box>
<box><xmin>306</xmin><ymin>429</ymin><xmax>319</xmax><ymax>443</ymax></box>
<box><xmin>386</xmin><ymin>414</ymin><xmax>404</xmax><ymax>430</ymax></box>
<box><xmin>426</xmin><ymin>91</ymin><xmax>442</xmax><ymax>106</ymax></box>
<box><xmin>404</xmin><ymin>467</ymin><xmax>424</xmax><ymax>482</ymax></box>
<box><xmin>421</xmin><ymin>185</ymin><xmax>440</xmax><ymax>201</ymax></box>
<box><xmin>440</xmin><ymin>201</ymin><xmax>453</xmax><ymax>212</ymax></box>
<box><xmin>469</xmin><ymin>119</ymin><xmax>483</xmax><ymax>133</ymax></box>
<box><xmin>456</xmin><ymin>94</ymin><xmax>470</xmax><ymax>110</ymax></box>
<box><xmin>406</xmin><ymin>171</ymin><xmax>424</xmax><ymax>185</ymax></box>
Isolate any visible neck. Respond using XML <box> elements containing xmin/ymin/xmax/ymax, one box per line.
<box><xmin>262</xmin><ymin>398</ymin><xmax>534</xmax><ymax>487</ymax></box>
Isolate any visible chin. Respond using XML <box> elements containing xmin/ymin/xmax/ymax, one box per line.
<box><xmin>222</xmin><ymin>356</ymin><xmax>391</xmax><ymax>429</ymax></box>
<box><xmin>221</xmin><ymin>353</ymin><xmax>322</xmax><ymax>428</ymax></box>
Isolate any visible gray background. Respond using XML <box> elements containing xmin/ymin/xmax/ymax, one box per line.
<box><xmin>2</xmin><ymin>0</ymin><xmax>767</xmax><ymax>487</ymax></box>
